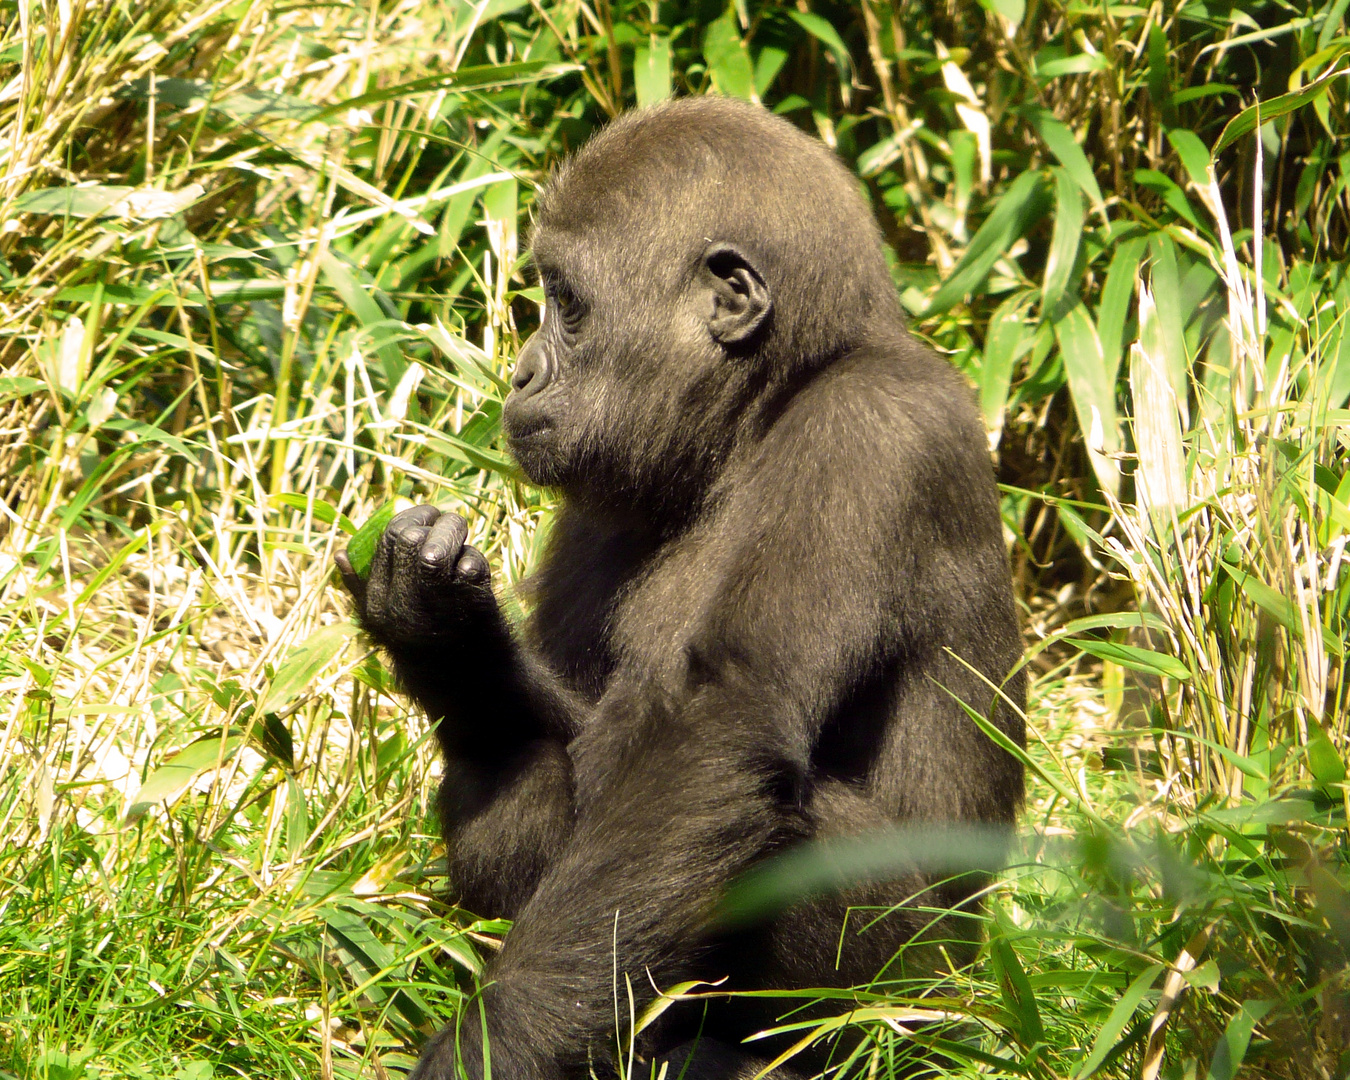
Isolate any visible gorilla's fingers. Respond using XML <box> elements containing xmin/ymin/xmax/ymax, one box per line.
<box><xmin>388</xmin><ymin>504</ymin><xmax>441</xmax><ymax>535</ymax></box>
<box><xmin>334</xmin><ymin>550</ymin><xmax>366</xmax><ymax>605</ymax></box>
<box><xmin>421</xmin><ymin>512</ymin><xmax>470</xmax><ymax>571</ymax></box>
<box><xmin>456</xmin><ymin>545</ymin><xmax>490</xmax><ymax>584</ymax></box>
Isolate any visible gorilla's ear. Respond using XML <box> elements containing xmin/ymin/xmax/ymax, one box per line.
<box><xmin>701</xmin><ymin>243</ymin><xmax>771</xmax><ymax>346</ymax></box>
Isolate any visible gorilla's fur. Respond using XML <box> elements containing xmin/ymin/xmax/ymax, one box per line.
<box><xmin>337</xmin><ymin>97</ymin><xmax>1025</xmax><ymax>1080</ymax></box>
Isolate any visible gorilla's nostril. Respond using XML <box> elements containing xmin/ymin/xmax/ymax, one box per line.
<box><xmin>510</xmin><ymin>336</ymin><xmax>551</xmax><ymax>399</ymax></box>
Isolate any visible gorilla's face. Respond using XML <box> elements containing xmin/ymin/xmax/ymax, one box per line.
<box><xmin>502</xmin><ymin>218</ymin><xmax>772</xmax><ymax>506</ymax></box>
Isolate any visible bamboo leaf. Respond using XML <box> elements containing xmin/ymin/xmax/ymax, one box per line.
<box><xmin>924</xmin><ymin>171</ymin><xmax>1050</xmax><ymax>317</ymax></box>
<box><xmin>1096</xmin><ymin>235</ymin><xmax>1147</xmax><ymax>383</ymax></box>
<box><xmin>1071</xmin><ymin>638</ymin><xmax>1193</xmax><ymax>680</ymax></box>
<box><xmin>634</xmin><ymin>38</ymin><xmax>672</xmax><ymax>108</ymax></box>
<box><xmin>1029</xmin><ymin>108</ymin><xmax>1104</xmax><ymax>213</ymax></box>
<box><xmin>1043</xmin><ymin>167</ymin><xmax>1083</xmax><ymax>320</ymax></box>
<box><xmin>1074</xmin><ymin>965</ymin><xmax>1163</xmax><ymax>1079</ymax></box>
<box><xmin>1053</xmin><ymin>300</ymin><xmax>1119</xmax><ymax>495</ymax></box>
<box><xmin>126</xmin><ymin>735</ymin><xmax>246</xmax><ymax>821</ymax></box>
<box><xmin>1214</xmin><ymin>67</ymin><xmax>1349</xmax><ymax>155</ymax></box>
<box><xmin>258</xmin><ymin>622</ymin><xmax>357</xmax><ymax>715</ymax></box>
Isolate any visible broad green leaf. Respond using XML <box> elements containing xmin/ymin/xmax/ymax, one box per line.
<box><xmin>1205</xmin><ymin>799</ymin><xmax>1317</xmax><ymax>825</ymax></box>
<box><xmin>981</xmin><ymin>292</ymin><xmax>1037</xmax><ymax>434</ymax></box>
<box><xmin>1096</xmin><ymin>235</ymin><xmax>1146</xmax><ymax>384</ymax></box>
<box><xmin>270</xmin><ymin>492</ymin><xmax>357</xmax><ymax>535</ymax></box>
<box><xmin>787</xmin><ymin>11</ymin><xmax>851</xmax><ymax>72</ymax></box>
<box><xmin>422</xmin><ymin>430</ymin><xmax>521</xmax><ymax>478</ymax></box>
<box><xmin>1029</xmin><ymin>109</ymin><xmax>1104</xmax><ymax>213</ymax></box>
<box><xmin>989</xmin><ymin>913</ymin><xmax>1044</xmax><ymax>1048</ymax></box>
<box><xmin>1220</xmin><ymin>563</ymin><xmax>1344</xmax><ymax>656</ymax></box>
<box><xmin>1214</xmin><ymin>66</ymin><xmax>1349</xmax><ymax>155</ymax></box>
<box><xmin>1043</xmin><ymin>167</ymin><xmax>1083</xmax><ymax>320</ymax></box>
<box><xmin>1074</xmin><ymin>965</ymin><xmax>1162</xmax><ymax>1079</ymax></box>
<box><xmin>345</xmin><ymin>502</ymin><xmax>401</xmax><ymax>577</ymax></box>
<box><xmin>635</xmin><ymin>38</ymin><xmax>672</xmax><ymax>108</ymax></box>
<box><xmin>126</xmin><ymin>735</ymin><xmax>245</xmax><ymax>820</ymax></box>
<box><xmin>1147</xmin><ymin>25</ymin><xmax>1173</xmax><ymax>124</ymax></box>
<box><xmin>753</xmin><ymin>45</ymin><xmax>789</xmax><ymax>98</ymax></box>
<box><xmin>1147</xmin><ymin>232</ymin><xmax>1189</xmax><ymax>405</ymax></box>
<box><xmin>1053</xmin><ymin>300</ymin><xmax>1119</xmax><ymax>495</ymax></box>
<box><xmin>1165</xmin><ymin>128</ymin><xmax>1212</xmax><ymax>186</ymax></box>
<box><xmin>1071</xmin><ymin>638</ymin><xmax>1193</xmax><ymax>680</ymax></box>
<box><xmin>0</xmin><ymin>376</ymin><xmax>45</xmax><ymax>397</ymax></box>
<box><xmin>1135</xmin><ymin>169</ymin><xmax>1204</xmax><ymax>230</ymax></box>
<box><xmin>319</xmin><ymin>252</ymin><xmax>406</xmax><ymax>384</ymax></box>
<box><xmin>56</xmin><ymin>284</ymin><xmax>187</xmax><ymax>308</ymax></box>
<box><xmin>1205</xmin><ymin>1000</ymin><xmax>1274</xmax><ymax>1080</ymax></box>
<box><xmin>704</xmin><ymin>9</ymin><xmax>756</xmax><ymax>101</ymax></box>
<box><xmin>924</xmin><ymin>171</ymin><xmax>1049</xmax><ymax>317</ymax></box>
<box><xmin>285</xmin><ymin>774</ymin><xmax>309</xmax><ymax>860</ymax></box>
<box><xmin>307</xmin><ymin>61</ymin><xmax>579</xmax><ymax>123</ymax></box>
<box><xmin>975</xmin><ymin>0</ymin><xmax>1024</xmax><ymax>27</ymax></box>
<box><xmin>15</xmin><ymin>184</ymin><xmax>203</xmax><ymax>219</ymax></box>
<box><xmin>101</xmin><ymin>418</ymin><xmax>197</xmax><ymax>457</ymax></box>
<box><xmin>258</xmin><ymin>622</ymin><xmax>357</xmax><ymax>714</ymax></box>
<box><xmin>1306</xmin><ymin>717</ymin><xmax>1348</xmax><ymax>785</ymax></box>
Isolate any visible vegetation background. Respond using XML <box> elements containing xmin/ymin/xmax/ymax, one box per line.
<box><xmin>0</xmin><ymin>0</ymin><xmax>1347</xmax><ymax>1077</ymax></box>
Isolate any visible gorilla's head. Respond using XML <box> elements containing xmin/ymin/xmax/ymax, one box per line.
<box><xmin>502</xmin><ymin>96</ymin><xmax>901</xmax><ymax>517</ymax></box>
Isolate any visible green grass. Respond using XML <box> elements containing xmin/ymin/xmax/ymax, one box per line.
<box><xmin>0</xmin><ymin>0</ymin><xmax>1347</xmax><ymax>1077</ymax></box>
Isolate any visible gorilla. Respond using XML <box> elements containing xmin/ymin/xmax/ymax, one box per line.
<box><xmin>336</xmin><ymin>96</ymin><xmax>1025</xmax><ymax>1080</ymax></box>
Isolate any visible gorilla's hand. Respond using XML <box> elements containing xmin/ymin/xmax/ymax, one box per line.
<box><xmin>335</xmin><ymin>505</ymin><xmax>497</xmax><ymax>649</ymax></box>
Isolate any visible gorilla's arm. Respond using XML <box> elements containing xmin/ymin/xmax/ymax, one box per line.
<box><xmin>337</xmin><ymin>505</ymin><xmax>587</xmax><ymax>914</ymax></box>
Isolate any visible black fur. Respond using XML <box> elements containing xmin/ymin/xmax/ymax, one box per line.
<box><xmin>336</xmin><ymin>97</ymin><xmax>1025</xmax><ymax>1080</ymax></box>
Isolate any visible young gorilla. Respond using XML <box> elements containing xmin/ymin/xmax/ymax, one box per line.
<box><xmin>336</xmin><ymin>97</ymin><xmax>1025</xmax><ymax>1080</ymax></box>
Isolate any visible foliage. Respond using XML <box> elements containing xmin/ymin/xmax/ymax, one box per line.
<box><xmin>0</xmin><ymin>0</ymin><xmax>1347</xmax><ymax>1077</ymax></box>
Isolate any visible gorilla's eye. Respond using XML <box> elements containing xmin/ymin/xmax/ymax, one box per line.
<box><xmin>547</xmin><ymin>277</ymin><xmax>587</xmax><ymax>334</ymax></box>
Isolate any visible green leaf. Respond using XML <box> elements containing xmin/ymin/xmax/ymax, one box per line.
<box><xmin>306</xmin><ymin>61</ymin><xmax>580</xmax><ymax>123</ymax></box>
<box><xmin>1306</xmin><ymin>717</ymin><xmax>1348</xmax><ymax>785</ymax></box>
<box><xmin>126</xmin><ymin>735</ymin><xmax>245</xmax><ymax>820</ymax></box>
<box><xmin>1220</xmin><ymin>563</ymin><xmax>1344</xmax><ymax>656</ymax></box>
<box><xmin>1135</xmin><ymin>169</ymin><xmax>1204</xmax><ymax>230</ymax></box>
<box><xmin>258</xmin><ymin>622</ymin><xmax>357</xmax><ymax>715</ymax></box>
<box><xmin>1096</xmin><ymin>235</ymin><xmax>1146</xmax><ymax>383</ymax></box>
<box><xmin>345</xmin><ymin>502</ymin><xmax>401</xmax><ymax>577</ymax></box>
<box><xmin>635</xmin><ymin>37</ymin><xmax>672</xmax><ymax>108</ymax></box>
<box><xmin>981</xmin><ymin>292</ymin><xmax>1037</xmax><ymax>433</ymax></box>
<box><xmin>257</xmin><ymin>712</ymin><xmax>295</xmax><ymax>768</ymax></box>
<box><xmin>1043</xmin><ymin>167</ymin><xmax>1083</xmax><ymax>320</ymax></box>
<box><xmin>14</xmin><ymin>184</ymin><xmax>203</xmax><ymax>219</ymax></box>
<box><xmin>975</xmin><ymin>0</ymin><xmax>1024</xmax><ymax>27</ymax></box>
<box><xmin>1053</xmin><ymin>300</ymin><xmax>1119</xmax><ymax>495</ymax></box>
<box><xmin>269</xmin><ymin>492</ymin><xmax>357</xmax><ymax>535</ymax></box>
<box><xmin>286</xmin><ymin>774</ymin><xmax>309</xmax><ymax>860</ymax></box>
<box><xmin>1029</xmin><ymin>109</ymin><xmax>1104</xmax><ymax>213</ymax></box>
<box><xmin>1071</xmin><ymin>638</ymin><xmax>1193</xmax><ymax>680</ymax></box>
<box><xmin>1074</xmin><ymin>964</ymin><xmax>1162</xmax><ymax>1079</ymax></box>
<box><xmin>924</xmin><ymin>171</ymin><xmax>1050</xmax><ymax>317</ymax></box>
<box><xmin>1205</xmin><ymin>1000</ymin><xmax>1274</xmax><ymax>1080</ymax></box>
<box><xmin>1213</xmin><ymin>66</ymin><xmax>1350</xmax><ymax>156</ymax></box>
<box><xmin>318</xmin><ymin>253</ymin><xmax>406</xmax><ymax>384</ymax></box>
<box><xmin>1165</xmin><ymin>128</ymin><xmax>1212</xmax><ymax>186</ymax></box>
<box><xmin>787</xmin><ymin>11</ymin><xmax>851</xmax><ymax>72</ymax></box>
<box><xmin>1147</xmin><ymin>25</ymin><xmax>1174</xmax><ymax>124</ymax></box>
<box><xmin>989</xmin><ymin>914</ymin><xmax>1044</xmax><ymax>1049</ymax></box>
<box><xmin>704</xmin><ymin>9</ymin><xmax>756</xmax><ymax>100</ymax></box>
<box><xmin>1146</xmin><ymin>232</ymin><xmax>1190</xmax><ymax>404</ymax></box>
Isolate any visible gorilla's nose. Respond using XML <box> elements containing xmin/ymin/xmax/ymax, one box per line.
<box><xmin>509</xmin><ymin>335</ymin><xmax>552</xmax><ymax>401</ymax></box>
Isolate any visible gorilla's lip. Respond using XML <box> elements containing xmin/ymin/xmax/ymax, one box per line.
<box><xmin>502</xmin><ymin>415</ymin><xmax>554</xmax><ymax>449</ymax></box>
